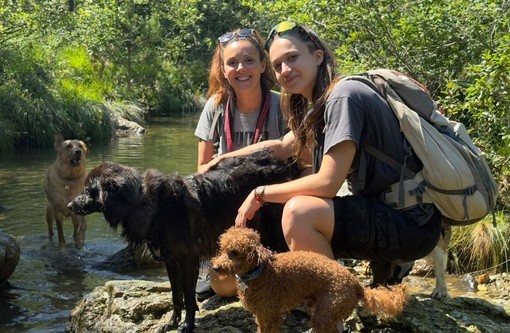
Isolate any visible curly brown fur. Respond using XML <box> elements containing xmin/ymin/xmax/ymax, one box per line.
<box><xmin>212</xmin><ymin>227</ymin><xmax>408</xmax><ymax>333</ymax></box>
<box><xmin>44</xmin><ymin>133</ymin><xmax>88</xmax><ymax>248</ymax></box>
<box><xmin>67</xmin><ymin>150</ymin><xmax>291</xmax><ymax>333</ymax></box>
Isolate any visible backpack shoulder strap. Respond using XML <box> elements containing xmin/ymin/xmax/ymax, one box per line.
<box><xmin>341</xmin><ymin>74</ymin><xmax>384</xmax><ymax>97</ymax></box>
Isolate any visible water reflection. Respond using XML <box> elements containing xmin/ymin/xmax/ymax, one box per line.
<box><xmin>0</xmin><ymin>115</ymin><xmax>199</xmax><ymax>332</ymax></box>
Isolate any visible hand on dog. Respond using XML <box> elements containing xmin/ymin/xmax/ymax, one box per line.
<box><xmin>235</xmin><ymin>189</ymin><xmax>262</xmax><ymax>228</ymax></box>
<box><xmin>198</xmin><ymin>156</ymin><xmax>222</xmax><ymax>174</ymax></box>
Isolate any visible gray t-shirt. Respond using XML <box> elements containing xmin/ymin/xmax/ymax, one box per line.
<box><xmin>317</xmin><ymin>79</ymin><xmax>434</xmax><ymax>224</ymax></box>
<box><xmin>195</xmin><ymin>91</ymin><xmax>287</xmax><ymax>155</ymax></box>
<box><xmin>319</xmin><ymin>79</ymin><xmax>424</xmax><ymax>196</ymax></box>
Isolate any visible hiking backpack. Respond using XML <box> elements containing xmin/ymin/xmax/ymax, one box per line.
<box><xmin>342</xmin><ymin>69</ymin><xmax>498</xmax><ymax>226</ymax></box>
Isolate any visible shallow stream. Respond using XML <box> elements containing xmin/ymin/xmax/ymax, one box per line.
<box><xmin>0</xmin><ymin>115</ymin><xmax>507</xmax><ymax>332</ymax></box>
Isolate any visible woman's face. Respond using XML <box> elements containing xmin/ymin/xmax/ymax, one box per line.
<box><xmin>269</xmin><ymin>35</ymin><xmax>323</xmax><ymax>100</ymax></box>
<box><xmin>222</xmin><ymin>40</ymin><xmax>266</xmax><ymax>93</ymax></box>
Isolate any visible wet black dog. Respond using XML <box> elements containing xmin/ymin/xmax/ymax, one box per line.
<box><xmin>67</xmin><ymin>150</ymin><xmax>290</xmax><ymax>333</ymax></box>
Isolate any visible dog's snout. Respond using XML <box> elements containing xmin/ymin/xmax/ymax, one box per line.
<box><xmin>74</xmin><ymin>149</ymin><xmax>82</xmax><ymax>156</ymax></box>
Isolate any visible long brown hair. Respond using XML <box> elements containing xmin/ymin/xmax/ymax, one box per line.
<box><xmin>207</xmin><ymin>29</ymin><xmax>276</xmax><ymax>105</ymax></box>
<box><xmin>275</xmin><ymin>25</ymin><xmax>337</xmax><ymax>163</ymax></box>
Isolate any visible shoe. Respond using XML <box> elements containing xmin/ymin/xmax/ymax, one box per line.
<box><xmin>369</xmin><ymin>261</ymin><xmax>415</xmax><ymax>287</ymax></box>
<box><xmin>196</xmin><ymin>277</ymin><xmax>216</xmax><ymax>301</ymax></box>
<box><xmin>388</xmin><ymin>261</ymin><xmax>415</xmax><ymax>285</ymax></box>
<box><xmin>390</xmin><ymin>261</ymin><xmax>414</xmax><ymax>284</ymax></box>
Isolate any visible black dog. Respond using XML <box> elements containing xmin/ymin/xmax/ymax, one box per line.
<box><xmin>67</xmin><ymin>150</ymin><xmax>291</xmax><ymax>333</ymax></box>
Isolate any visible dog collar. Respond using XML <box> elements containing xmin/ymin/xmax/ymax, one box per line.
<box><xmin>235</xmin><ymin>264</ymin><xmax>265</xmax><ymax>291</ymax></box>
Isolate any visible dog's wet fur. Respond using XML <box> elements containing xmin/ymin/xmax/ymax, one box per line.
<box><xmin>67</xmin><ymin>150</ymin><xmax>291</xmax><ymax>333</ymax></box>
<box><xmin>212</xmin><ymin>227</ymin><xmax>408</xmax><ymax>333</ymax></box>
<box><xmin>44</xmin><ymin>133</ymin><xmax>88</xmax><ymax>248</ymax></box>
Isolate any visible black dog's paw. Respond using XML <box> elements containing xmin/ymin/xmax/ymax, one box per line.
<box><xmin>177</xmin><ymin>322</ymin><xmax>194</xmax><ymax>333</ymax></box>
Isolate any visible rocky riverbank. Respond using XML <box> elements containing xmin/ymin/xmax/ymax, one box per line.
<box><xmin>65</xmin><ymin>269</ymin><xmax>510</xmax><ymax>333</ymax></box>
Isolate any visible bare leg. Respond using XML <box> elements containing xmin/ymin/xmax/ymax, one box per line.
<box><xmin>282</xmin><ymin>196</ymin><xmax>335</xmax><ymax>259</ymax></box>
<box><xmin>209</xmin><ymin>268</ymin><xmax>237</xmax><ymax>297</ymax></box>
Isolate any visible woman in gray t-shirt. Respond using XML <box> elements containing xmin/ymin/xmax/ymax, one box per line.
<box><xmin>193</xmin><ymin>28</ymin><xmax>287</xmax><ymax>299</ymax></box>
<box><xmin>194</xmin><ymin>28</ymin><xmax>287</xmax><ymax>173</ymax></box>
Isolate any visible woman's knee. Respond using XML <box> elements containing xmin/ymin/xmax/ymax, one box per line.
<box><xmin>209</xmin><ymin>269</ymin><xmax>237</xmax><ymax>297</ymax></box>
<box><xmin>282</xmin><ymin>196</ymin><xmax>334</xmax><ymax>239</ymax></box>
<box><xmin>281</xmin><ymin>196</ymin><xmax>308</xmax><ymax>236</ymax></box>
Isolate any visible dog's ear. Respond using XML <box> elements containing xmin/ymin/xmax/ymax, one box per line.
<box><xmin>100</xmin><ymin>164</ymin><xmax>143</xmax><ymax>207</ymax></box>
<box><xmin>54</xmin><ymin>133</ymin><xmax>64</xmax><ymax>150</ymax></box>
<box><xmin>78</xmin><ymin>140</ymin><xmax>88</xmax><ymax>156</ymax></box>
<box><xmin>256</xmin><ymin>244</ymin><xmax>273</xmax><ymax>264</ymax></box>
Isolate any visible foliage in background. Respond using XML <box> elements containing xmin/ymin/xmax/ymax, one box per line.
<box><xmin>1</xmin><ymin>1</ymin><xmax>509</xmax><ymax>174</ymax></box>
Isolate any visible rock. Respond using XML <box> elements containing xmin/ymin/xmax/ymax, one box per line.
<box><xmin>66</xmin><ymin>277</ymin><xmax>510</xmax><ymax>333</ymax></box>
<box><xmin>110</xmin><ymin>114</ymin><xmax>146</xmax><ymax>136</ymax></box>
<box><xmin>0</xmin><ymin>231</ymin><xmax>21</xmax><ymax>286</ymax></box>
<box><xmin>95</xmin><ymin>244</ymin><xmax>163</xmax><ymax>271</ymax></box>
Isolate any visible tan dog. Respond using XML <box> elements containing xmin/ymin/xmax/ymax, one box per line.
<box><xmin>212</xmin><ymin>227</ymin><xmax>408</xmax><ymax>333</ymax></box>
<box><xmin>44</xmin><ymin>133</ymin><xmax>88</xmax><ymax>247</ymax></box>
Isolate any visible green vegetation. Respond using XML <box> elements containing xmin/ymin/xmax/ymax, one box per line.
<box><xmin>450</xmin><ymin>213</ymin><xmax>509</xmax><ymax>274</ymax></box>
<box><xmin>1</xmin><ymin>0</ymin><xmax>509</xmax><ymax>273</ymax></box>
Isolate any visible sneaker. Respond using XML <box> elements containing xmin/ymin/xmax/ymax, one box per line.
<box><xmin>388</xmin><ymin>261</ymin><xmax>415</xmax><ymax>285</ymax></box>
<box><xmin>369</xmin><ymin>261</ymin><xmax>415</xmax><ymax>287</ymax></box>
<box><xmin>196</xmin><ymin>277</ymin><xmax>216</xmax><ymax>301</ymax></box>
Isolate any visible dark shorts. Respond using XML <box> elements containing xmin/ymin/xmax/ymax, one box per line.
<box><xmin>330</xmin><ymin>195</ymin><xmax>442</xmax><ymax>264</ymax></box>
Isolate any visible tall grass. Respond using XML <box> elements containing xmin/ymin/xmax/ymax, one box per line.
<box><xmin>449</xmin><ymin>213</ymin><xmax>510</xmax><ymax>274</ymax></box>
<box><xmin>0</xmin><ymin>42</ymin><xmax>148</xmax><ymax>151</ymax></box>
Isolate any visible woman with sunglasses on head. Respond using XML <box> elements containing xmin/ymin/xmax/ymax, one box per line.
<box><xmin>208</xmin><ymin>21</ymin><xmax>442</xmax><ymax>318</ymax></box>
<box><xmin>195</xmin><ymin>28</ymin><xmax>287</xmax><ymax>173</ymax></box>
<box><xmin>194</xmin><ymin>28</ymin><xmax>288</xmax><ymax>300</ymax></box>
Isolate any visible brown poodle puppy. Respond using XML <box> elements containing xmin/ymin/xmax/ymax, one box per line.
<box><xmin>211</xmin><ymin>227</ymin><xmax>408</xmax><ymax>333</ymax></box>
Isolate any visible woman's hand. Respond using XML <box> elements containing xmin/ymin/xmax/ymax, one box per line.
<box><xmin>235</xmin><ymin>190</ymin><xmax>262</xmax><ymax>228</ymax></box>
<box><xmin>198</xmin><ymin>156</ymin><xmax>222</xmax><ymax>174</ymax></box>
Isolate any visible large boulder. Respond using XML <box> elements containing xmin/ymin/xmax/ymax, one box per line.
<box><xmin>65</xmin><ymin>280</ymin><xmax>309</xmax><ymax>333</ymax></box>
<box><xmin>66</xmin><ymin>277</ymin><xmax>510</xmax><ymax>333</ymax></box>
<box><xmin>0</xmin><ymin>231</ymin><xmax>21</xmax><ymax>286</ymax></box>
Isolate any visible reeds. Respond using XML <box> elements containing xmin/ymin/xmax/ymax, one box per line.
<box><xmin>449</xmin><ymin>213</ymin><xmax>510</xmax><ymax>274</ymax></box>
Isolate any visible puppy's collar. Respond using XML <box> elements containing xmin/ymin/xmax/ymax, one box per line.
<box><xmin>235</xmin><ymin>264</ymin><xmax>265</xmax><ymax>291</ymax></box>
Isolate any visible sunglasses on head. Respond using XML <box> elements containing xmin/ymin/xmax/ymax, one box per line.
<box><xmin>218</xmin><ymin>28</ymin><xmax>255</xmax><ymax>44</ymax></box>
<box><xmin>265</xmin><ymin>21</ymin><xmax>320</xmax><ymax>51</ymax></box>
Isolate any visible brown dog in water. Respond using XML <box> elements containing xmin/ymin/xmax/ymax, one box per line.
<box><xmin>44</xmin><ymin>133</ymin><xmax>88</xmax><ymax>247</ymax></box>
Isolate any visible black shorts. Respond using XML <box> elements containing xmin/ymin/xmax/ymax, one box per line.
<box><xmin>330</xmin><ymin>195</ymin><xmax>442</xmax><ymax>264</ymax></box>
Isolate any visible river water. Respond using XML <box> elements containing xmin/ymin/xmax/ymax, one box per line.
<box><xmin>0</xmin><ymin>116</ymin><xmax>199</xmax><ymax>332</ymax></box>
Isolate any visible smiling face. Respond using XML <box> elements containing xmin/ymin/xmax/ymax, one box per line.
<box><xmin>221</xmin><ymin>40</ymin><xmax>266</xmax><ymax>94</ymax></box>
<box><xmin>269</xmin><ymin>35</ymin><xmax>323</xmax><ymax>100</ymax></box>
